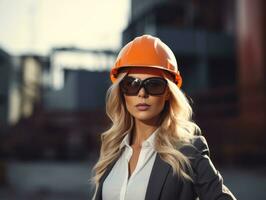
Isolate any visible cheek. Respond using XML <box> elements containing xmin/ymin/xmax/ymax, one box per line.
<box><xmin>153</xmin><ymin>97</ymin><xmax>167</xmax><ymax>113</ymax></box>
<box><xmin>124</xmin><ymin>96</ymin><xmax>136</xmax><ymax>110</ymax></box>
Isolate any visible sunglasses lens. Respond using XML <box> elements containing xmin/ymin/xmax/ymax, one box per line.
<box><xmin>120</xmin><ymin>76</ymin><xmax>167</xmax><ymax>95</ymax></box>
<box><xmin>120</xmin><ymin>77</ymin><xmax>141</xmax><ymax>95</ymax></box>
<box><xmin>145</xmin><ymin>78</ymin><xmax>167</xmax><ymax>95</ymax></box>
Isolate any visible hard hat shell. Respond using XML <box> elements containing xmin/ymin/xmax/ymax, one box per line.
<box><xmin>110</xmin><ymin>34</ymin><xmax>182</xmax><ymax>88</ymax></box>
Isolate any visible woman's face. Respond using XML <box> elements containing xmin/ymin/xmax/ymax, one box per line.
<box><xmin>121</xmin><ymin>68</ymin><xmax>170</xmax><ymax>125</ymax></box>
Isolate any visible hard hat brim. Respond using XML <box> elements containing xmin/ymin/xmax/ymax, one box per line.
<box><xmin>110</xmin><ymin>65</ymin><xmax>182</xmax><ymax>88</ymax></box>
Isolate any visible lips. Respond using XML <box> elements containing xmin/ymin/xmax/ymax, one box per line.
<box><xmin>136</xmin><ymin>103</ymin><xmax>151</xmax><ymax>111</ymax></box>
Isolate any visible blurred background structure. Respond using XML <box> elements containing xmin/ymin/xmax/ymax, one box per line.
<box><xmin>0</xmin><ymin>0</ymin><xmax>265</xmax><ymax>199</ymax></box>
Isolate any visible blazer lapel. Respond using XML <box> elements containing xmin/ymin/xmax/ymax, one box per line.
<box><xmin>94</xmin><ymin>156</ymin><xmax>119</xmax><ymax>200</ymax></box>
<box><xmin>145</xmin><ymin>153</ymin><xmax>171</xmax><ymax>200</ymax></box>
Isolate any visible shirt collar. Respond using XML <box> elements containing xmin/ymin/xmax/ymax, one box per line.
<box><xmin>119</xmin><ymin>126</ymin><xmax>159</xmax><ymax>150</ymax></box>
<box><xmin>119</xmin><ymin>123</ymin><xmax>134</xmax><ymax>150</ymax></box>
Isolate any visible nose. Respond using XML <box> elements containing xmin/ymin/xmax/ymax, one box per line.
<box><xmin>138</xmin><ymin>87</ymin><xmax>148</xmax><ymax>98</ymax></box>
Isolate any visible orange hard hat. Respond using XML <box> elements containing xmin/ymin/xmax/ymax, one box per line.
<box><xmin>110</xmin><ymin>34</ymin><xmax>182</xmax><ymax>88</ymax></box>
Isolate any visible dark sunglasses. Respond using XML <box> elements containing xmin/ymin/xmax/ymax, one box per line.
<box><xmin>119</xmin><ymin>76</ymin><xmax>167</xmax><ymax>96</ymax></box>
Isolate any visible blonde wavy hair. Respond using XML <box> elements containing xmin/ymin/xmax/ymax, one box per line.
<box><xmin>90</xmin><ymin>72</ymin><xmax>201</xmax><ymax>199</ymax></box>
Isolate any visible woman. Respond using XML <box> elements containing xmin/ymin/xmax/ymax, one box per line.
<box><xmin>90</xmin><ymin>35</ymin><xmax>237</xmax><ymax>200</ymax></box>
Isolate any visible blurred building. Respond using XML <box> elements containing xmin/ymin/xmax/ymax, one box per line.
<box><xmin>44</xmin><ymin>69</ymin><xmax>110</xmax><ymax>111</ymax></box>
<box><xmin>44</xmin><ymin>47</ymin><xmax>115</xmax><ymax>110</ymax></box>
<box><xmin>0</xmin><ymin>49</ymin><xmax>12</xmax><ymax>129</ymax></box>
<box><xmin>0</xmin><ymin>48</ymin><xmax>117</xmax><ymax>161</ymax></box>
<box><xmin>19</xmin><ymin>55</ymin><xmax>47</xmax><ymax>119</ymax></box>
<box><xmin>0</xmin><ymin>50</ymin><xmax>46</xmax><ymax>129</ymax></box>
<box><xmin>122</xmin><ymin>0</ymin><xmax>265</xmax><ymax>165</ymax></box>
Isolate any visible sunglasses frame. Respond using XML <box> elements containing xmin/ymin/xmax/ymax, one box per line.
<box><xmin>119</xmin><ymin>76</ymin><xmax>168</xmax><ymax>96</ymax></box>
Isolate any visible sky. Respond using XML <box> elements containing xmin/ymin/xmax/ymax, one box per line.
<box><xmin>0</xmin><ymin>0</ymin><xmax>130</xmax><ymax>55</ymax></box>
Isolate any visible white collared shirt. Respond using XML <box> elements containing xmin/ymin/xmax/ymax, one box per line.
<box><xmin>102</xmin><ymin>127</ymin><xmax>159</xmax><ymax>200</ymax></box>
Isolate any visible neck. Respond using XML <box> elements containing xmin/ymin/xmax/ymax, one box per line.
<box><xmin>130</xmin><ymin>118</ymin><xmax>159</xmax><ymax>147</ymax></box>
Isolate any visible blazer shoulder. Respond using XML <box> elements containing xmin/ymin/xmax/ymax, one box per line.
<box><xmin>178</xmin><ymin>135</ymin><xmax>210</xmax><ymax>158</ymax></box>
<box><xmin>178</xmin><ymin>136</ymin><xmax>238</xmax><ymax>199</ymax></box>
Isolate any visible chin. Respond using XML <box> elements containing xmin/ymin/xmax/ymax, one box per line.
<box><xmin>133</xmin><ymin>113</ymin><xmax>160</xmax><ymax>123</ymax></box>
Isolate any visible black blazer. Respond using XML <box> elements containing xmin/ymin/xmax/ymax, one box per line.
<box><xmin>93</xmin><ymin>136</ymin><xmax>237</xmax><ymax>200</ymax></box>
